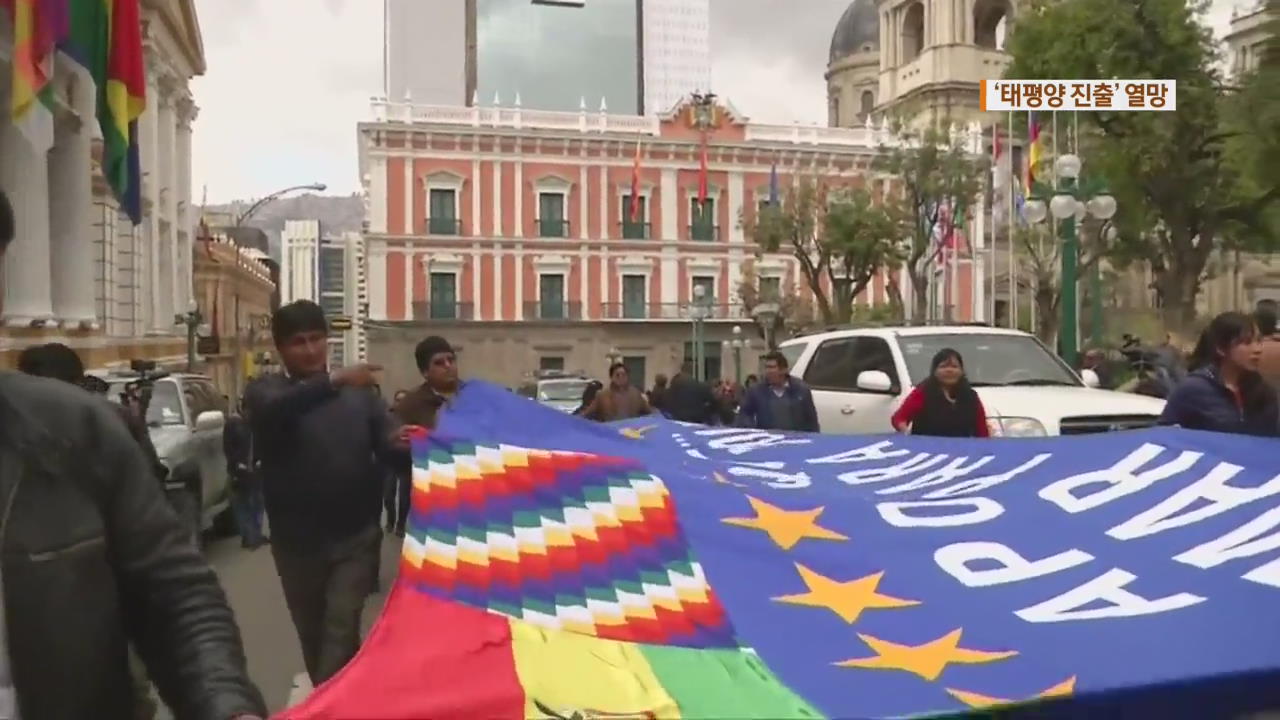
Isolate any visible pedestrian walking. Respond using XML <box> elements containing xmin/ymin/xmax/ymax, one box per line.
<box><xmin>737</xmin><ymin>351</ymin><xmax>820</xmax><ymax>432</ymax></box>
<box><xmin>223</xmin><ymin>399</ymin><xmax>267</xmax><ymax>550</ymax></box>
<box><xmin>891</xmin><ymin>348</ymin><xmax>989</xmax><ymax>437</ymax></box>
<box><xmin>384</xmin><ymin>390</ymin><xmax>411</xmax><ymax>536</ymax></box>
<box><xmin>243</xmin><ymin>299</ymin><xmax>396</xmax><ymax>687</ymax></box>
<box><xmin>0</xmin><ymin>188</ymin><xmax>266</xmax><ymax>719</ymax></box>
<box><xmin>663</xmin><ymin>362</ymin><xmax>719</xmax><ymax>425</ymax></box>
<box><xmin>1255</xmin><ymin>299</ymin><xmax>1280</xmax><ymax>392</ymax></box>
<box><xmin>1159</xmin><ymin>311</ymin><xmax>1278</xmax><ymax>437</ymax></box>
<box><xmin>394</xmin><ymin>336</ymin><xmax>464</xmax><ymax>436</ymax></box>
<box><xmin>581</xmin><ymin>363</ymin><xmax>651</xmax><ymax>421</ymax></box>
<box><xmin>647</xmin><ymin>374</ymin><xmax>669</xmax><ymax>414</ymax></box>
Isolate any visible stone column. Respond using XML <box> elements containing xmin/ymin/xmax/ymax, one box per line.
<box><xmin>0</xmin><ymin>116</ymin><xmax>56</xmax><ymax>326</ymax></box>
<box><xmin>49</xmin><ymin>67</ymin><xmax>99</xmax><ymax>328</ymax></box>
<box><xmin>176</xmin><ymin>96</ymin><xmax>195</xmax><ymax>314</ymax></box>
<box><xmin>141</xmin><ymin>58</ymin><xmax>162</xmax><ymax>332</ymax></box>
<box><xmin>157</xmin><ymin>89</ymin><xmax>177</xmax><ymax>326</ymax></box>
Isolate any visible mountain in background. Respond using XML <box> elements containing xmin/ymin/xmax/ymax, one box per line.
<box><xmin>204</xmin><ymin>193</ymin><xmax>364</xmax><ymax>260</ymax></box>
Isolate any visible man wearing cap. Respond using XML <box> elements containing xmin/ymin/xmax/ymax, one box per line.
<box><xmin>394</xmin><ymin>336</ymin><xmax>464</xmax><ymax>436</ymax></box>
<box><xmin>242</xmin><ymin>299</ymin><xmax>395</xmax><ymax>686</ymax></box>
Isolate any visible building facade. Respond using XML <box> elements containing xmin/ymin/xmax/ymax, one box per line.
<box><xmin>358</xmin><ymin>96</ymin><xmax>986</xmax><ymax>391</ymax></box>
<box><xmin>0</xmin><ymin>0</ymin><xmax>203</xmax><ymax>371</ymax></box>
<box><xmin>474</xmin><ymin>0</ymin><xmax>643</xmax><ymax>114</ymax></box>
<box><xmin>642</xmin><ymin>0</ymin><xmax>712</xmax><ymax>115</ymax></box>
<box><xmin>386</xmin><ymin>0</ymin><xmax>473</xmax><ymax>105</ymax></box>
<box><xmin>826</xmin><ymin>0</ymin><xmax>1013</xmax><ymax>128</ymax></box>
<box><xmin>1225</xmin><ymin>1</ymin><xmax>1275</xmax><ymax>79</ymax></box>
<box><xmin>193</xmin><ymin>234</ymin><xmax>275</xmax><ymax>400</ymax></box>
<box><xmin>280</xmin><ymin>220</ymin><xmax>367</xmax><ymax>368</ymax></box>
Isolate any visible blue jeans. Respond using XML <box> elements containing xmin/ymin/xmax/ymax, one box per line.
<box><xmin>232</xmin><ymin>473</ymin><xmax>265</xmax><ymax>545</ymax></box>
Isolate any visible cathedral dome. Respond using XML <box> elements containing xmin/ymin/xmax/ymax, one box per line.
<box><xmin>829</xmin><ymin>0</ymin><xmax>880</xmax><ymax>63</ymax></box>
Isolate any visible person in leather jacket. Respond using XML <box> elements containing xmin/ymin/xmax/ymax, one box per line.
<box><xmin>0</xmin><ymin>188</ymin><xmax>265</xmax><ymax>719</ymax></box>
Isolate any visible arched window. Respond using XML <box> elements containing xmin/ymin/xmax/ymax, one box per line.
<box><xmin>902</xmin><ymin>2</ymin><xmax>925</xmax><ymax>62</ymax></box>
<box><xmin>830</xmin><ymin>93</ymin><xmax>841</xmax><ymax>126</ymax></box>
<box><xmin>974</xmin><ymin>0</ymin><xmax>1009</xmax><ymax>50</ymax></box>
<box><xmin>860</xmin><ymin>90</ymin><xmax>875</xmax><ymax>117</ymax></box>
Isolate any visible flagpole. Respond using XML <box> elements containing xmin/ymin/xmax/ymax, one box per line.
<box><xmin>1007</xmin><ymin>111</ymin><xmax>1017</xmax><ymax>330</ymax></box>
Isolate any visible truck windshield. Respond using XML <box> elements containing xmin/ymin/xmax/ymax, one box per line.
<box><xmin>899</xmin><ymin>334</ymin><xmax>1080</xmax><ymax>388</ymax></box>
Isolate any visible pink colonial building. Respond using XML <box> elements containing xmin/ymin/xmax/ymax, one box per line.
<box><xmin>356</xmin><ymin>96</ymin><xmax>985</xmax><ymax>390</ymax></box>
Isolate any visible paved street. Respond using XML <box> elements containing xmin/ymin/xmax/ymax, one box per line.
<box><xmin>156</xmin><ymin>532</ymin><xmax>403</xmax><ymax>717</ymax></box>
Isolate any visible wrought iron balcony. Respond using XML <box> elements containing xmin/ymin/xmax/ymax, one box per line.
<box><xmin>689</xmin><ymin>222</ymin><xmax>720</xmax><ymax>242</ymax></box>
<box><xmin>427</xmin><ymin>217</ymin><xmax>461</xmax><ymax>236</ymax></box>
<box><xmin>619</xmin><ymin>221</ymin><xmax>651</xmax><ymax>240</ymax></box>
<box><xmin>538</xmin><ymin>218</ymin><xmax>571</xmax><ymax>238</ymax></box>
<box><xmin>598</xmin><ymin>302</ymin><xmax>748</xmax><ymax>321</ymax></box>
<box><xmin>523</xmin><ymin>301</ymin><xmax>583</xmax><ymax>321</ymax></box>
<box><xmin>412</xmin><ymin>301</ymin><xmax>475</xmax><ymax>321</ymax></box>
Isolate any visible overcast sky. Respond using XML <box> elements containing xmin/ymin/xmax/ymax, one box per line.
<box><xmin>190</xmin><ymin>0</ymin><xmax>1240</xmax><ymax>204</ymax></box>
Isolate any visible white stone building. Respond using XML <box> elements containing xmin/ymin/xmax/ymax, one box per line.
<box><xmin>642</xmin><ymin>0</ymin><xmax>712</xmax><ymax>115</ymax></box>
<box><xmin>0</xmin><ymin>0</ymin><xmax>203</xmax><ymax>370</ymax></box>
<box><xmin>280</xmin><ymin>219</ymin><xmax>367</xmax><ymax>368</ymax></box>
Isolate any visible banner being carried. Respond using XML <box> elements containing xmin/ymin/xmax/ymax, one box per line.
<box><xmin>282</xmin><ymin>382</ymin><xmax>1280</xmax><ymax>719</ymax></box>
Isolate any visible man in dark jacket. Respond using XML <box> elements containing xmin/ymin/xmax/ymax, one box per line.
<box><xmin>394</xmin><ymin>335</ymin><xmax>462</xmax><ymax>434</ymax></box>
<box><xmin>663</xmin><ymin>362</ymin><xmax>720</xmax><ymax>424</ymax></box>
<box><xmin>0</xmin><ymin>188</ymin><xmax>265</xmax><ymax>719</ymax></box>
<box><xmin>243</xmin><ymin>300</ymin><xmax>396</xmax><ymax>686</ymax></box>
<box><xmin>737</xmin><ymin>351</ymin><xmax>821</xmax><ymax>432</ymax></box>
<box><xmin>223</xmin><ymin>402</ymin><xmax>265</xmax><ymax>549</ymax></box>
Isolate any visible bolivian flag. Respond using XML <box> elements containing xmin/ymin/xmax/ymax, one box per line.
<box><xmin>60</xmin><ymin>0</ymin><xmax>146</xmax><ymax>224</ymax></box>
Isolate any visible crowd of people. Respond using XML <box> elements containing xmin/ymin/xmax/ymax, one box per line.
<box><xmin>6</xmin><ymin>176</ymin><xmax>1280</xmax><ymax>719</ymax></box>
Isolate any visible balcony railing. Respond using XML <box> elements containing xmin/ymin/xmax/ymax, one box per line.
<box><xmin>619</xmin><ymin>221</ymin><xmax>651</xmax><ymax>240</ymax></box>
<box><xmin>524</xmin><ymin>301</ymin><xmax>583</xmax><ymax>321</ymax></box>
<box><xmin>689</xmin><ymin>223</ymin><xmax>720</xmax><ymax>242</ymax></box>
<box><xmin>538</xmin><ymin>218</ymin><xmax>570</xmax><ymax>238</ymax></box>
<box><xmin>412</xmin><ymin>301</ymin><xmax>475</xmax><ymax>321</ymax></box>
<box><xmin>598</xmin><ymin>302</ymin><xmax>748</xmax><ymax>321</ymax></box>
<box><xmin>427</xmin><ymin>217</ymin><xmax>461</xmax><ymax>235</ymax></box>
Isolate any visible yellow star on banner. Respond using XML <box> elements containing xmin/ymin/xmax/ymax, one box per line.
<box><xmin>774</xmin><ymin>565</ymin><xmax>920</xmax><ymax>623</ymax></box>
<box><xmin>835</xmin><ymin>629</ymin><xmax>1018</xmax><ymax>682</ymax></box>
<box><xmin>712</xmin><ymin>471</ymin><xmax>747</xmax><ymax>488</ymax></box>
<box><xmin>946</xmin><ymin>676</ymin><xmax>1077</xmax><ymax>708</ymax></box>
<box><xmin>619</xmin><ymin>425</ymin><xmax>657</xmax><ymax>440</ymax></box>
<box><xmin>721</xmin><ymin>495</ymin><xmax>849</xmax><ymax>550</ymax></box>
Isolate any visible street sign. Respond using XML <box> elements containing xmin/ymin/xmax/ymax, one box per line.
<box><xmin>330</xmin><ymin>317</ymin><xmax>353</xmax><ymax>331</ymax></box>
<box><xmin>197</xmin><ymin>336</ymin><xmax>220</xmax><ymax>355</ymax></box>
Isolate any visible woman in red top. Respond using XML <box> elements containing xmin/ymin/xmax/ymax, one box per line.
<box><xmin>891</xmin><ymin>348</ymin><xmax>990</xmax><ymax>437</ymax></box>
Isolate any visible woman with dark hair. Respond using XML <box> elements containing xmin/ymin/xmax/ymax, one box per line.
<box><xmin>581</xmin><ymin>363</ymin><xmax>651</xmax><ymax>421</ymax></box>
<box><xmin>1159</xmin><ymin>311</ymin><xmax>1278</xmax><ymax>436</ymax></box>
<box><xmin>573</xmin><ymin>380</ymin><xmax>604</xmax><ymax>417</ymax></box>
<box><xmin>890</xmin><ymin>348</ymin><xmax>990</xmax><ymax>437</ymax></box>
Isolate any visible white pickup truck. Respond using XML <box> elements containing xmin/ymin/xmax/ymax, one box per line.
<box><xmin>779</xmin><ymin>325</ymin><xmax>1167</xmax><ymax>436</ymax></box>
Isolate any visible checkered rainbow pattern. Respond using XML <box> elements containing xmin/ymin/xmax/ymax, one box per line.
<box><xmin>400</xmin><ymin>433</ymin><xmax>737</xmax><ymax>648</ymax></box>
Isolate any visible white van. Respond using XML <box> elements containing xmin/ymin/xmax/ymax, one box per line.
<box><xmin>779</xmin><ymin>325</ymin><xmax>1166</xmax><ymax>436</ymax></box>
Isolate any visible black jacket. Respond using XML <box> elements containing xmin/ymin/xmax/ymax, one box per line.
<box><xmin>664</xmin><ymin>374</ymin><xmax>719</xmax><ymax>424</ymax></box>
<box><xmin>244</xmin><ymin>372</ymin><xmax>397</xmax><ymax>548</ymax></box>
<box><xmin>0</xmin><ymin>372</ymin><xmax>264</xmax><ymax>720</ymax></box>
<box><xmin>1159</xmin><ymin>367</ymin><xmax>1279</xmax><ymax>437</ymax></box>
<box><xmin>222</xmin><ymin>414</ymin><xmax>253</xmax><ymax>480</ymax></box>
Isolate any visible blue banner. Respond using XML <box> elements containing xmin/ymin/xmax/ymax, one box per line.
<box><xmin>438</xmin><ymin>381</ymin><xmax>1280</xmax><ymax>718</ymax></box>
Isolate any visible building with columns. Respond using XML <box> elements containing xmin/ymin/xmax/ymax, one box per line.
<box><xmin>357</xmin><ymin>96</ymin><xmax>986</xmax><ymax>391</ymax></box>
<box><xmin>827</xmin><ymin>0</ymin><xmax>1013</xmax><ymax>128</ymax></box>
<box><xmin>0</xmin><ymin>0</ymin><xmax>203</xmax><ymax>371</ymax></box>
<box><xmin>193</xmin><ymin>233</ymin><xmax>275</xmax><ymax>401</ymax></box>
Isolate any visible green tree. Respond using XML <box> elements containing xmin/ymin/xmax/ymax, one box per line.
<box><xmin>747</xmin><ymin>178</ymin><xmax>904</xmax><ymax>325</ymax></box>
<box><xmin>874</xmin><ymin>124</ymin><xmax>988</xmax><ymax>323</ymax></box>
<box><xmin>734</xmin><ymin>259</ymin><xmax>817</xmax><ymax>344</ymax></box>
<box><xmin>1005</xmin><ymin>0</ymin><xmax>1280</xmax><ymax>331</ymax></box>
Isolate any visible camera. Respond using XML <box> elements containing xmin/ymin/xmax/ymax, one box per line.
<box><xmin>120</xmin><ymin>359</ymin><xmax>171</xmax><ymax>418</ymax></box>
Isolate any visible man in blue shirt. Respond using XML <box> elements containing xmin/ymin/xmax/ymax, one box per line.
<box><xmin>737</xmin><ymin>351</ymin><xmax>820</xmax><ymax>432</ymax></box>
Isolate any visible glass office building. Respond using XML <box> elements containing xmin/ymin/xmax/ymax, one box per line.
<box><xmin>475</xmin><ymin>0</ymin><xmax>643</xmax><ymax>114</ymax></box>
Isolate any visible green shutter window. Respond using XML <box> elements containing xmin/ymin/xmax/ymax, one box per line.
<box><xmin>539</xmin><ymin>274</ymin><xmax>565</xmax><ymax>319</ymax></box>
<box><xmin>429</xmin><ymin>189</ymin><xmax>458</xmax><ymax>235</ymax></box>
<box><xmin>539</xmin><ymin>193</ymin><xmax>567</xmax><ymax>237</ymax></box>
<box><xmin>622</xmin><ymin>275</ymin><xmax>646</xmax><ymax>318</ymax></box>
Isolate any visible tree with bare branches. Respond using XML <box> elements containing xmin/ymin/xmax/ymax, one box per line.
<box><xmin>745</xmin><ymin>178</ymin><xmax>904</xmax><ymax>326</ymax></box>
<box><xmin>874</xmin><ymin>124</ymin><xmax>988</xmax><ymax>324</ymax></box>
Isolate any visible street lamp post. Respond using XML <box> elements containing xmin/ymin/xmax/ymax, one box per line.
<box><xmin>753</xmin><ymin>302</ymin><xmax>780</xmax><ymax>351</ymax></box>
<box><xmin>689</xmin><ymin>285</ymin><xmax>711</xmax><ymax>381</ymax></box>
<box><xmin>234</xmin><ymin>182</ymin><xmax>328</xmax><ymax>227</ymax></box>
<box><xmin>175</xmin><ymin>300</ymin><xmax>203</xmax><ymax>372</ymax></box>
<box><xmin>731</xmin><ymin>324</ymin><xmax>744</xmax><ymax>385</ymax></box>
<box><xmin>1020</xmin><ymin>154</ymin><xmax>1117</xmax><ymax>368</ymax></box>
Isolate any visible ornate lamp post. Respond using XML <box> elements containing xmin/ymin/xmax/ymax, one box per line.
<box><xmin>731</xmin><ymin>324</ymin><xmax>745</xmax><ymax>384</ymax></box>
<box><xmin>174</xmin><ymin>300</ymin><xmax>204</xmax><ymax>371</ymax></box>
<box><xmin>1020</xmin><ymin>153</ymin><xmax>1117</xmax><ymax>367</ymax></box>
<box><xmin>752</xmin><ymin>302</ymin><xmax>780</xmax><ymax>351</ymax></box>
